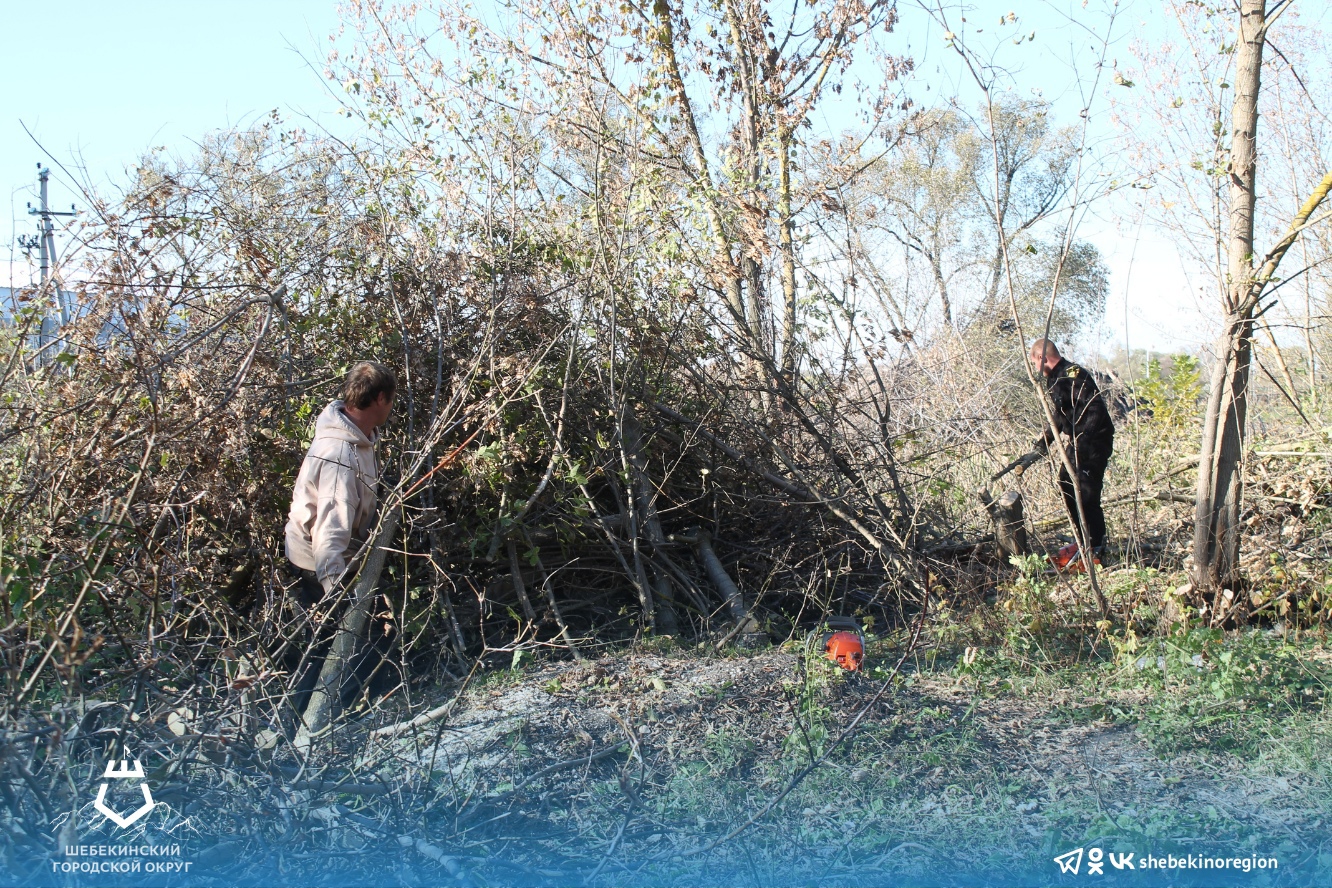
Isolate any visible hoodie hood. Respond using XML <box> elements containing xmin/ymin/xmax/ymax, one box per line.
<box><xmin>314</xmin><ymin>399</ymin><xmax>374</xmax><ymax>447</ymax></box>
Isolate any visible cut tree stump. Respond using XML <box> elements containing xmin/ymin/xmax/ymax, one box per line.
<box><xmin>980</xmin><ymin>488</ymin><xmax>1029</xmax><ymax>561</ymax></box>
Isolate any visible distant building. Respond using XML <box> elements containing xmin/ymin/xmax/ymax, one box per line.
<box><xmin>1</xmin><ymin>285</ymin><xmax>66</xmax><ymax>354</ymax></box>
<box><xmin>0</xmin><ymin>285</ymin><xmax>41</xmax><ymax>322</ymax></box>
<box><xmin>0</xmin><ymin>286</ymin><xmax>20</xmax><ymax>318</ymax></box>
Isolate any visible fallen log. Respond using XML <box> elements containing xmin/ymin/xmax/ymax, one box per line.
<box><xmin>669</xmin><ymin>528</ymin><xmax>752</xmax><ymax>630</ymax></box>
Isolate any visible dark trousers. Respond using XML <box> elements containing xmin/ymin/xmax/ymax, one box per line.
<box><xmin>290</xmin><ymin>566</ymin><xmax>325</xmax><ymax>612</ymax></box>
<box><xmin>1058</xmin><ymin>438</ymin><xmax>1112</xmax><ymax>549</ymax></box>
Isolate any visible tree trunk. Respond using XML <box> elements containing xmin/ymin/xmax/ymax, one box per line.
<box><xmin>1192</xmin><ymin>0</ymin><xmax>1265</xmax><ymax>598</ymax></box>
<box><xmin>691</xmin><ymin>528</ymin><xmax>754</xmax><ymax>632</ymax></box>
<box><xmin>294</xmin><ymin>508</ymin><xmax>400</xmax><ymax>753</ymax></box>
<box><xmin>927</xmin><ymin>231</ymin><xmax>953</xmax><ymax>328</ymax></box>
<box><xmin>431</xmin><ymin>527</ymin><xmax>467</xmax><ymax>659</ymax></box>
<box><xmin>1193</xmin><ymin>315</ymin><xmax>1254</xmax><ymax>597</ymax></box>
<box><xmin>506</xmin><ymin>539</ymin><xmax>538</xmax><ymax>623</ymax></box>
<box><xmin>622</xmin><ymin>407</ymin><xmax>679</xmax><ymax>634</ymax></box>
<box><xmin>778</xmin><ymin>129</ymin><xmax>799</xmax><ymax>380</ymax></box>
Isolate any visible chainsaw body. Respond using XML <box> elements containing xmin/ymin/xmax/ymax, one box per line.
<box><xmin>1051</xmin><ymin>542</ymin><xmax>1100</xmax><ymax>574</ymax></box>
<box><xmin>820</xmin><ymin>616</ymin><xmax>865</xmax><ymax>671</ymax></box>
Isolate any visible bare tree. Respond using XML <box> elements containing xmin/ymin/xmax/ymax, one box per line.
<box><xmin>1190</xmin><ymin>0</ymin><xmax>1332</xmax><ymax>599</ymax></box>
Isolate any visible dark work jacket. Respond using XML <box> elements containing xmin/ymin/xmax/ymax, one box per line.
<box><xmin>1033</xmin><ymin>358</ymin><xmax>1114</xmax><ymax>456</ymax></box>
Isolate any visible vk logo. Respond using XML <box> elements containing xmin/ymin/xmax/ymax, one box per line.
<box><xmin>93</xmin><ymin>760</ymin><xmax>156</xmax><ymax>829</ymax></box>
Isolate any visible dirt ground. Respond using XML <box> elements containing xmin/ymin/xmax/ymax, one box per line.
<box><xmin>351</xmin><ymin>645</ymin><xmax>1330</xmax><ymax>884</ymax></box>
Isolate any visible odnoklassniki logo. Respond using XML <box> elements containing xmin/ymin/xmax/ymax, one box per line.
<box><xmin>93</xmin><ymin>759</ymin><xmax>157</xmax><ymax>829</ymax></box>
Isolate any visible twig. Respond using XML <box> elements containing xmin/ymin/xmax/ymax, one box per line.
<box><xmin>508</xmin><ymin>742</ymin><xmax>628</xmax><ymax>795</ymax></box>
<box><xmin>286</xmin><ymin>781</ymin><xmax>390</xmax><ymax>795</ymax></box>
<box><xmin>586</xmin><ymin>714</ymin><xmax>643</xmax><ymax>884</ymax></box>
<box><xmin>872</xmin><ymin>842</ymin><xmax>935</xmax><ymax>866</ymax></box>
<box><xmin>450</xmin><ymin>740</ymin><xmax>632</xmax><ymax>829</ymax></box>
<box><xmin>397</xmin><ymin>835</ymin><xmax>472</xmax><ymax>886</ymax></box>
<box><xmin>372</xmin><ymin>658</ymin><xmax>483</xmax><ymax>738</ymax></box>
<box><xmin>402</xmin><ymin>425</ymin><xmax>483</xmax><ymax>499</ymax></box>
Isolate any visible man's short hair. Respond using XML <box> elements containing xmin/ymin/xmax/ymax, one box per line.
<box><xmin>1029</xmin><ymin>338</ymin><xmax>1060</xmax><ymax>359</ymax></box>
<box><xmin>343</xmin><ymin>361</ymin><xmax>397</xmax><ymax>409</ymax></box>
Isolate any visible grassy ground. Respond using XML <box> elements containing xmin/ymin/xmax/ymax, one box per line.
<box><xmin>358</xmin><ymin>568</ymin><xmax>1332</xmax><ymax>885</ymax></box>
<box><xmin>41</xmin><ymin>562</ymin><xmax>1326</xmax><ymax>887</ymax></box>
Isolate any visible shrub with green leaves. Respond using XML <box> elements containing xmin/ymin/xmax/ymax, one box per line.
<box><xmin>1119</xmin><ymin>628</ymin><xmax>1330</xmax><ymax>754</ymax></box>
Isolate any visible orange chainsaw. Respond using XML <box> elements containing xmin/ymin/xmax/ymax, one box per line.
<box><xmin>1051</xmin><ymin>542</ymin><xmax>1100</xmax><ymax>574</ymax></box>
<box><xmin>820</xmin><ymin>616</ymin><xmax>865</xmax><ymax>671</ymax></box>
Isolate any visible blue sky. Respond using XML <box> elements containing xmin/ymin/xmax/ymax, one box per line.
<box><xmin>2</xmin><ymin>0</ymin><xmax>344</xmax><ymax>287</ymax></box>
<box><xmin>3</xmin><ymin>0</ymin><xmax>1325</xmax><ymax>356</ymax></box>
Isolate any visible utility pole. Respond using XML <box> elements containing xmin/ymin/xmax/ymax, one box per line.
<box><xmin>19</xmin><ymin>165</ymin><xmax>77</xmax><ymax>352</ymax></box>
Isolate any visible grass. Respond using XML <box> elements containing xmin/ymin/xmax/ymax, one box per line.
<box><xmin>379</xmin><ymin>567</ymin><xmax>1332</xmax><ymax>885</ymax></box>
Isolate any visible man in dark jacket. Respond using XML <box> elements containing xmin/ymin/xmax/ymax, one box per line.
<box><xmin>1019</xmin><ymin>339</ymin><xmax>1115</xmax><ymax>558</ymax></box>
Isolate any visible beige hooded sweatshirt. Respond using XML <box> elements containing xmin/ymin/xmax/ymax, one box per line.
<box><xmin>284</xmin><ymin>400</ymin><xmax>380</xmax><ymax>589</ymax></box>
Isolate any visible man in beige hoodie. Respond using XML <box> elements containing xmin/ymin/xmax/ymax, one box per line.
<box><xmin>285</xmin><ymin>361</ymin><xmax>396</xmax><ymax>604</ymax></box>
